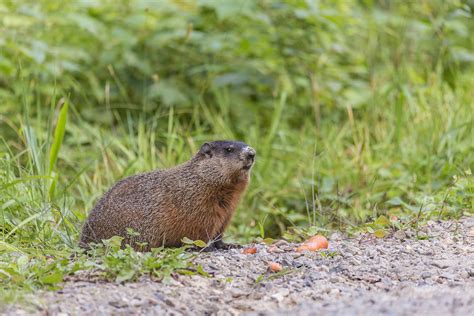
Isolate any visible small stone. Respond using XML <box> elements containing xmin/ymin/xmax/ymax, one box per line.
<box><xmin>393</xmin><ymin>230</ymin><xmax>407</xmax><ymax>240</ymax></box>
<box><xmin>271</xmin><ymin>289</ymin><xmax>290</xmax><ymax>302</ymax></box>
<box><xmin>330</xmin><ymin>232</ymin><xmax>343</xmax><ymax>241</ymax></box>
<box><xmin>274</xmin><ymin>240</ymin><xmax>289</xmax><ymax>247</ymax></box>
<box><xmin>344</xmin><ymin>244</ymin><xmax>360</xmax><ymax>255</ymax></box>
<box><xmin>292</xmin><ymin>261</ymin><xmax>304</xmax><ymax>268</ymax></box>
<box><xmin>130</xmin><ymin>298</ymin><xmax>144</xmax><ymax>307</ymax></box>
<box><xmin>431</xmin><ymin>260</ymin><xmax>453</xmax><ymax>269</ymax></box>
<box><xmin>109</xmin><ymin>300</ymin><xmax>128</xmax><ymax>308</ymax></box>
<box><xmin>443</xmin><ymin>237</ymin><xmax>454</xmax><ymax>245</ymax></box>
<box><xmin>468</xmin><ymin>228</ymin><xmax>474</xmax><ymax>238</ymax></box>
<box><xmin>421</xmin><ymin>271</ymin><xmax>432</xmax><ymax>279</ymax></box>
<box><xmin>293</xmin><ymin>253</ymin><xmax>303</xmax><ymax>259</ymax></box>
<box><xmin>364</xmin><ymin>248</ymin><xmax>377</xmax><ymax>258</ymax></box>
<box><xmin>268</xmin><ymin>246</ymin><xmax>285</xmax><ymax>253</ymax></box>
<box><xmin>440</xmin><ymin>273</ymin><xmax>456</xmax><ymax>280</ymax></box>
<box><xmin>381</xmin><ymin>277</ymin><xmax>393</xmax><ymax>286</ymax></box>
<box><xmin>309</xmin><ymin>272</ymin><xmax>325</xmax><ymax>280</ymax></box>
<box><xmin>375</xmin><ymin>281</ymin><xmax>390</xmax><ymax>290</ymax></box>
<box><xmin>419</xmin><ymin>249</ymin><xmax>434</xmax><ymax>256</ymax></box>
<box><xmin>417</xmin><ymin>231</ymin><xmax>428</xmax><ymax>238</ymax></box>
<box><xmin>328</xmin><ymin>288</ymin><xmax>340</xmax><ymax>295</ymax></box>
<box><xmin>164</xmin><ymin>298</ymin><xmax>175</xmax><ymax>307</ymax></box>
<box><xmin>303</xmin><ymin>276</ymin><xmax>313</xmax><ymax>287</ymax></box>
<box><xmin>229</xmin><ymin>288</ymin><xmax>249</xmax><ymax>298</ymax></box>
<box><xmin>155</xmin><ymin>293</ymin><xmax>175</xmax><ymax>307</ymax></box>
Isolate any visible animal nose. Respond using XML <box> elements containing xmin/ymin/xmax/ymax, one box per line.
<box><xmin>246</xmin><ymin>147</ymin><xmax>256</xmax><ymax>160</ymax></box>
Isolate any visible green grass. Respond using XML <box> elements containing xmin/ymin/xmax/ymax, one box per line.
<box><xmin>0</xmin><ymin>0</ymin><xmax>473</xmax><ymax>305</ymax></box>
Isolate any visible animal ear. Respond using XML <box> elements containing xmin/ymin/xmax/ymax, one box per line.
<box><xmin>199</xmin><ymin>142</ymin><xmax>212</xmax><ymax>158</ymax></box>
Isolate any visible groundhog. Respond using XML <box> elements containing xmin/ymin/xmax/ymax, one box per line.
<box><xmin>79</xmin><ymin>140</ymin><xmax>256</xmax><ymax>251</ymax></box>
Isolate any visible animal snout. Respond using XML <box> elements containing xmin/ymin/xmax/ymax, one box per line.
<box><xmin>245</xmin><ymin>147</ymin><xmax>256</xmax><ymax>161</ymax></box>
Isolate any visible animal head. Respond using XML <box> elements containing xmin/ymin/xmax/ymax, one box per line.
<box><xmin>193</xmin><ymin>140</ymin><xmax>256</xmax><ymax>186</ymax></box>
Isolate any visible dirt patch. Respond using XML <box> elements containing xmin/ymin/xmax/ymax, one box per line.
<box><xmin>6</xmin><ymin>217</ymin><xmax>474</xmax><ymax>315</ymax></box>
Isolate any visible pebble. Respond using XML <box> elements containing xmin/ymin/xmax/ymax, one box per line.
<box><xmin>229</xmin><ymin>289</ymin><xmax>250</xmax><ymax>298</ymax></box>
<box><xmin>431</xmin><ymin>260</ymin><xmax>453</xmax><ymax>269</ymax></box>
<box><xmin>274</xmin><ymin>240</ymin><xmax>289</xmax><ymax>247</ymax></box>
<box><xmin>271</xmin><ymin>289</ymin><xmax>290</xmax><ymax>302</ymax></box>
<box><xmin>268</xmin><ymin>246</ymin><xmax>285</xmax><ymax>253</ymax></box>
<box><xmin>468</xmin><ymin>228</ymin><xmax>474</xmax><ymax>238</ymax></box>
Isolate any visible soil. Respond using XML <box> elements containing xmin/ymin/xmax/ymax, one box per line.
<box><xmin>5</xmin><ymin>216</ymin><xmax>474</xmax><ymax>316</ymax></box>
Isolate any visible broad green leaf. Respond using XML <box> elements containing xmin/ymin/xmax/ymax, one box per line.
<box><xmin>262</xmin><ymin>238</ymin><xmax>274</xmax><ymax>245</ymax></box>
<box><xmin>374</xmin><ymin>229</ymin><xmax>386</xmax><ymax>238</ymax></box>
<box><xmin>40</xmin><ymin>271</ymin><xmax>64</xmax><ymax>284</ymax></box>
<box><xmin>196</xmin><ymin>264</ymin><xmax>210</xmax><ymax>277</ymax></box>
<box><xmin>375</xmin><ymin>215</ymin><xmax>390</xmax><ymax>227</ymax></box>
<box><xmin>116</xmin><ymin>269</ymin><xmax>136</xmax><ymax>283</ymax></box>
<box><xmin>193</xmin><ymin>240</ymin><xmax>208</xmax><ymax>248</ymax></box>
<box><xmin>181</xmin><ymin>237</ymin><xmax>194</xmax><ymax>245</ymax></box>
<box><xmin>103</xmin><ymin>236</ymin><xmax>124</xmax><ymax>251</ymax></box>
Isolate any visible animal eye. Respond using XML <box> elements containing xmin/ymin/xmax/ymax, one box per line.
<box><xmin>226</xmin><ymin>147</ymin><xmax>234</xmax><ymax>153</ymax></box>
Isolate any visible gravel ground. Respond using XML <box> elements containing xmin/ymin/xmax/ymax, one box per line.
<box><xmin>6</xmin><ymin>216</ymin><xmax>474</xmax><ymax>316</ymax></box>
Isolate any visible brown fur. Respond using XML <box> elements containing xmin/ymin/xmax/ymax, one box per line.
<box><xmin>79</xmin><ymin>141</ymin><xmax>255</xmax><ymax>250</ymax></box>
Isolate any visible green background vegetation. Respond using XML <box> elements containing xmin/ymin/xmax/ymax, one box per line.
<box><xmin>0</xmin><ymin>0</ymin><xmax>473</xmax><ymax>299</ymax></box>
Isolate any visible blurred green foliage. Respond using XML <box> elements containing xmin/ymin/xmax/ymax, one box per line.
<box><xmin>0</xmin><ymin>0</ymin><xmax>473</xmax><ymax>255</ymax></box>
<box><xmin>2</xmin><ymin>1</ymin><xmax>472</xmax><ymax>118</ymax></box>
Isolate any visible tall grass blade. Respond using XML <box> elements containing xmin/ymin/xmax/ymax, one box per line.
<box><xmin>48</xmin><ymin>102</ymin><xmax>68</xmax><ymax>175</ymax></box>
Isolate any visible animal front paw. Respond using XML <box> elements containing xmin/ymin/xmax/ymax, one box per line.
<box><xmin>212</xmin><ymin>239</ymin><xmax>242</xmax><ymax>250</ymax></box>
